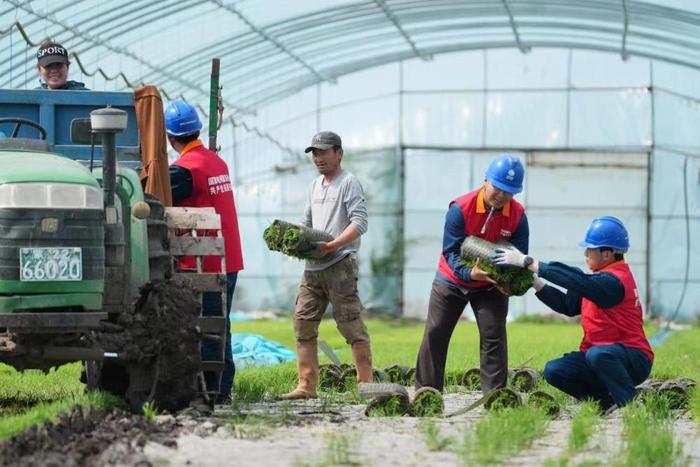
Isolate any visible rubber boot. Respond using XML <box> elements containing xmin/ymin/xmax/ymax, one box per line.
<box><xmin>280</xmin><ymin>340</ymin><xmax>319</xmax><ymax>399</ymax></box>
<box><xmin>352</xmin><ymin>341</ymin><xmax>373</xmax><ymax>384</ymax></box>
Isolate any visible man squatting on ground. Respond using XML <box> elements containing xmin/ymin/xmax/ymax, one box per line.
<box><xmin>415</xmin><ymin>154</ymin><xmax>529</xmax><ymax>393</ymax></box>
<box><xmin>35</xmin><ymin>41</ymin><xmax>88</xmax><ymax>90</ymax></box>
<box><xmin>281</xmin><ymin>131</ymin><xmax>373</xmax><ymax>400</ymax></box>
<box><xmin>165</xmin><ymin>100</ymin><xmax>244</xmax><ymax>404</ymax></box>
<box><xmin>493</xmin><ymin>216</ymin><xmax>653</xmax><ymax>410</ymax></box>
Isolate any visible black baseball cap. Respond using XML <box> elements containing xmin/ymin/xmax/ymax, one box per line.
<box><xmin>304</xmin><ymin>131</ymin><xmax>342</xmax><ymax>153</ymax></box>
<box><xmin>37</xmin><ymin>42</ymin><xmax>70</xmax><ymax>67</ymax></box>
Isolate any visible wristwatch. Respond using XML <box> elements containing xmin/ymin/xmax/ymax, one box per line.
<box><xmin>523</xmin><ymin>255</ymin><xmax>534</xmax><ymax>268</ymax></box>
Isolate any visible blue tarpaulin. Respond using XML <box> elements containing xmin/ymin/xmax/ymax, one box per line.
<box><xmin>232</xmin><ymin>333</ymin><xmax>296</xmax><ymax>369</ymax></box>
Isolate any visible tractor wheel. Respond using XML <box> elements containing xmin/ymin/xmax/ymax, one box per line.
<box><xmin>92</xmin><ymin>195</ymin><xmax>201</xmax><ymax>413</ymax></box>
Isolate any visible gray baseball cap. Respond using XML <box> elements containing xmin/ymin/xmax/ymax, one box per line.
<box><xmin>304</xmin><ymin>131</ymin><xmax>342</xmax><ymax>153</ymax></box>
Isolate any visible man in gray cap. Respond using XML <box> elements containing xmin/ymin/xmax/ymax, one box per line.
<box><xmin>281</xmin><ymin>131</ymin><xmax>374</xmax><ymax>399</ymax></box>
<box><xmin>35</xmin><ymin>41</ymin><xmax>88</xmax><ymax>90</ymax></box>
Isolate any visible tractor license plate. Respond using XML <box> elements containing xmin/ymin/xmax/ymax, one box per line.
<box><xmin>19</xmin><ymin>247</ymin><xmax>82</xmax><ymax>282</ymax></box>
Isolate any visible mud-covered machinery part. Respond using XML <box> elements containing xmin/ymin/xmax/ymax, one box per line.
<box><xmin>144</xmin><ymin>194</ymin><xmax>172</xmax><ymax>281</ymax></box>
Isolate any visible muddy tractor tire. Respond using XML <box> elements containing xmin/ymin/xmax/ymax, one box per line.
<box><xmin>92</xmin><ymin>195</ymin><xmax>202</xmax><ymax>413</ymax></box>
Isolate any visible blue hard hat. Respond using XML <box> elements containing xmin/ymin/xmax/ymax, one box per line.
<box><xmin>578</xmin><ymin>216</ymin><xmax>630</xmax><ymax>252</ymax></box>
<box><xmin>164</xmin><ymin>100</ymin><xmax>202</xmax><ymax>136</ymax></box>
<box><xmin>485</xmin><ymin>154</ymin><xmax>525</xmax><ymax>194</ymax></box>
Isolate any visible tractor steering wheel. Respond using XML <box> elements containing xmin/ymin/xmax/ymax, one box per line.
<box><xmin>0</xmin><ymin>118</ymin><xmax>48</xmax><ymax>140</ymax></box>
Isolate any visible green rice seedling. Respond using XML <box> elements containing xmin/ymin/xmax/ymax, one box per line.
<box><xmin>462</xmin><ymin>257</ymin><xmax>534</xmax><ymax>296</ymax></box>
<box><xmin>460</xmin><ymin>367</ymin><xmax>481</xmax><ymax>391</ymax></box>
<box><xmin>372</xmin><ymin>368</ymin><xmax>388</xmax><ymax>382</ymax></box>
<box><xmin>410</xmin><ymin>387</ymin><xmax>444</xmax><ymax>417</ymax></box>
<box><xmin>384</xmin><ymin>364</ymin><xmax>408</xmax><ymax>384</ymax></box>
<box><xmin>617</xmin><ymin>394</ymin><xmax>686</xmax><ymax>467</ymax></box>
<box><xmin>0</xmin><ymin>391</ymin><xmax>125</xmax><ymax>441</ymax></box>
<box><xmin>484</xmin><ymin>388</ymin><xmax>523</xmax><ymax>411</ymax></box>
<box><xmin>233</xmin><ymin>363</ymin><xmax>298</xmax><ymax>402</ymax></box>
<box><xmin>403</xmin><ymin>367</ymin><xmax>416</xmax><ymax>385</ymax></box>
<box><xmin>419</xmin><ymin>419</ymin><xmax>453</xmax><ymax>451</ymax></box>
<box><xmin>567</xmin><ymin>401</ymin><xmax>600</xmax><ymax>453</ymax></box>
<box><xmin>526</xmin><ymin>390</ymin><xmax>560</xmax><ymax>418</ymax></box>
<box><xmin>323</xmin><ymin>432</ymin><xmax>362</xmax><ymax>466</ymax></box>
<box><xmin>341</xmin><ymin>368</ymin><xmax>357</xmax><ymax>392</ymax></box>
<box><xmin>141</xmin><ymin>400</ymin><xmax>159</xmax><ymax>420</ymax></box>
<box><xmin>263</xmin><ymin>223</ymin><xmax>284</xmax><ymax>251</ymax></box>
<box><xmin>365</xmin><ymin>394</ymin><xmax>410</xmax><ymax>417</ymax></box>
<box><xmin>461</xmin><ymin>406</ymin><xmax>549</xmax><ymax>465</ymax></box>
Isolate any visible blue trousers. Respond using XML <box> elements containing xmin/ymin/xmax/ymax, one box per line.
<box><xmin>201</xmin><ymin>272</ymin><xmax>238</xmax><ymax>403</ymax></box>
<box><xmin>543</xmin><ymin>344</ymin><xmax>652</xmax><ymax>408</ymax></box>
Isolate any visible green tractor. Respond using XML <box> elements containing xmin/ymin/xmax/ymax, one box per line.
<box><xmin>0</xmin><ymin>89</ymin><xmax>226</xmax><ymax>412</ymax></box>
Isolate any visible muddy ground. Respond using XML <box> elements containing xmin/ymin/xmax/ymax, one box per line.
<box><xmin>3</xmin><ymin>391</ymin><xmax>697</xmax><ymax>467</ymax></box>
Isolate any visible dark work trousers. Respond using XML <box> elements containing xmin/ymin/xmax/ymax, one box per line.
<box><xmin>543</xmin><ymin>344</ymin><xmax>652</xmax><ymax>409</ymax></box>
<box><xmin>202</xmin><ymin>272</ymin><xmax>238</xmax><ymax>403</ymax></box>
<box><xmin>416</xmin><ymin>279</ymin><xmax>509</xmax><ymax>392</ymax></box>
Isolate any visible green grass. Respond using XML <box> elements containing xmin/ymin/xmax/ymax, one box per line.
<box><xmin>462</xmin><ymin>406</ymin><xmax>550</xmax><ymax>465</ymax></box>
<box><xmin>0</xmin><ymin>390</ymin><xmax>124</xmax><ymax>440</ymax></box>
<box><xmin>419</xmin><ymin>419</ymin><xmax>454</xmax><ymax>451</ymax></box>
<box><xmin>232</xmin><ymin>319</ymin><xmax>700</xmax><ymax>421</ymax></box>
<box><xmin>568</xmin><ymin>401</ymin><xmax>601</xmax><ymax>453</ymax></box>
<box><xmin>616</xmin><ymin>394</ymin><xmax>687</xmax><ymax>467</ymax></box>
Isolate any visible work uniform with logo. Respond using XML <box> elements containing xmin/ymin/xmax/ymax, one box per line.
<box><xmin>415</xmin><ymin>187</ymin><xmax>529</xmax><ymax>392</ymax></box>
<box><xmin>536</xmin><ymin>260</ymin><xmax>653</xmax><ymax>409</ymax></box>
<box><xmin>170</xmin><ymin>140</ymin><xmax>243</xmax><ymax>402</ymax></box>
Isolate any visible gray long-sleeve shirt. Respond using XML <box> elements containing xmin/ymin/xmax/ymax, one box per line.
<box><xmin>301</xmin><ymin>169</ymin><xmax>368</xmax><ymax>271</ymax></box>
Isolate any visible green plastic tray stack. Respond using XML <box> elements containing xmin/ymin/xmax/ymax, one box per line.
<box><xmin>460</xmin><ymin>236</ymin><xmax>534</xmax><ymax>296</ymax></box>
<box><xmin>263</xmin><ymin>219</ymin><xmax>333</xmax><ymax>260</ymax></box>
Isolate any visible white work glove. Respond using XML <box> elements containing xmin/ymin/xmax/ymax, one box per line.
<box><xmin>532</xmin><ymin>276</ymin><xmax>545</xmax><ymax>292</ymax></box>
<box><xmin>492</xmin><ymin>246</ymin><xmax>527</xmax><ymax>268</ymax></box>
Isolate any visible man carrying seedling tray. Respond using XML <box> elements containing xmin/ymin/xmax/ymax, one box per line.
<box><xmin>280</xmin><ymin>131</ymin><xmax>373</xmax><ymax>400</ymax></box>
<box><xmin>415</xmin><ymin>154</ymin><xmax>529</xmax><ymax>393</ymax></box>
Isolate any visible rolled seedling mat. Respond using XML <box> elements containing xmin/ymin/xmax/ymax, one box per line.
<box><xmin>319</xmin><ymin>364</ymin><xmax>344</xmax><ymax>391</ymax></box>
<box><xmin>384</xmin><ymin>365</ymin><xmax>410</xmax><ymax>384</ymax></box>
<box><xmin>339</xmin><ymin>363</ymin><xmax>353</xmax><ymax>372</ymax></box>
<box><xmin>510</xmin><ymin>368</ymin><xmax>540</xmax><ymax>393</ymax></box>
<box><xmin>282</xmin><ymin>224</ymin><xmax>333</xmax><ymax>258</ymax></box>
<box><xmin>461</xmin><ymin>367</ymin><xmax>482</xmax><ymax>391</ymax></box>
<box><xmin>507</xmin><ymin>368</ymin><xmax>515</xmax><ymax>382</ymax></box>
<box><xmin>373</xmin><ymin>368</ymin><xmax>388</xmax><ymax>383</ymax></box>
<box><xmin>526</xmin><ymin>390</ymin><xmax>560</xmax><ymax>418</ymax></box>
<box><xmin>263</xmin><ymin>219</ymin><xmax>295</xmax><ymax>251</ymax></box>
<box><xmin>341</xmin><ymin>368</ymin><xmax>358</xmax><ymax>391</ymax></box>
<box><xmin>365</xmin><ymin>394</ymin><xmax>411</xmax><ymax>417</ymax></box>
<box><xmin>658</xmin><ymin>378</ymin><xmax>697</xmax><ymax>410</ymax></box>
<box><xmin>459</xmin><ymin>236</ymin><xmax>534</xmax><ymax>296</ymax></box>
<box><xmin>262</xmin><ymin>219</ymin><xmax>333</xmax><ymax>259</ymax></box>
<box><xmin>403</xmin><ymin>367</ymin><xmax>416</xmax><ymax>385</ymax></box>
<box><xmin>358</xmin><ymin>382</ymin><xmax>409</xmax><ymax>400</ymax></box>
<box><xmin>410</xmin><ymin>387</ymin><xmax>444</xmax><ymax>417</ymax></box>
<box><xmin>484</xmin><ymin>387</ymin><xmax>524</xmax><ymax>411</ymax></box>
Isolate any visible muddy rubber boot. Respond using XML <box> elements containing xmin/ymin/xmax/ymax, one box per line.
<box><xmin>280</xmin><ymin>340</ymin><xmax>319</xmax><ymax>400</ymax></box>
<box><xmin>352</xmin><ymin>341</ymin><xmax>374</xmax><ymax>384</ymax></box>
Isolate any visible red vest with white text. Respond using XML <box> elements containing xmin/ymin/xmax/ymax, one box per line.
<box><xmin>171</xmin><ymin>142</ymin><xmax>243</xmax><ymax>273</ymax></box>
<box><xmin>437</xmin><ymin>188</ymin><xmax>524</xmax><ymax>288</ymax></box>
<box><xmin>580</xmin><ymin>261</ymin><xmax>653</xmax><ymax>361</ymax></box>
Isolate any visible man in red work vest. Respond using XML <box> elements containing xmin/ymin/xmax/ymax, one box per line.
<box><xmin>493</xmin><ymin>216</ymin><xmax>653</xmax><ymax>412</ymax></box>
<box><xmin>165</xmin><ymin>100</ymin><xmax>244</xmax><ymax>404</ymax></box>
<box><xmin>415</xmin><ymin>154</ymin><xmax>529</xmax><ymax>393</ymax></box>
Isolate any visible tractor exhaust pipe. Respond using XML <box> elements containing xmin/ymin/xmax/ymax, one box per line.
<box><xmin>90</xmin><ymin>107</ymin><xmax>127</xmax><ymax>209</ymax></box>
<box><xmin>91</xmin><ymin>107</ymin><xmax>128</xmax><ymax>267</ymax></box>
